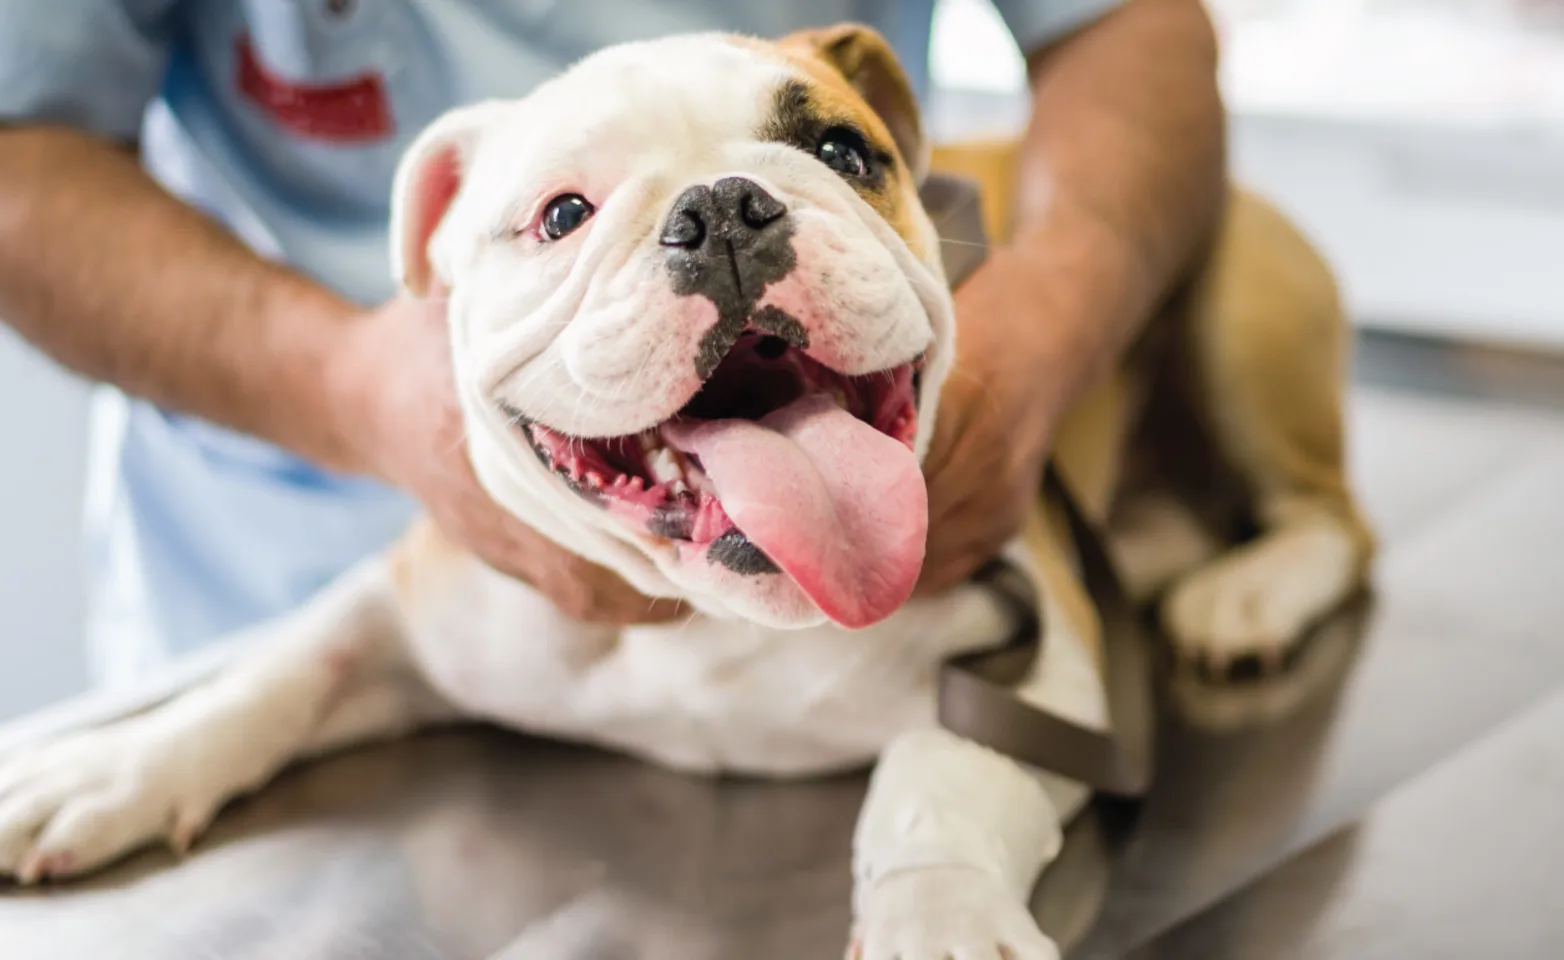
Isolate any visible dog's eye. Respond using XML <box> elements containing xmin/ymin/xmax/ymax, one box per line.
<box><xmin>816</xmin><ymin>128</ymin><xmax>870</xmax><ymax>179</ymax></box>
<box><xmin>540</xmin><ymin>194</ymin><xmax>595</xmax><ymax>240</ymax></box>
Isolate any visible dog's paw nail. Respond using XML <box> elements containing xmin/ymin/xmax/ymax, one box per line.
<box><xmin>1202</xmin><ymin>650</ymin><xmax>1230</xmax><ymax>678</ymax></box>
<box><xmin>41</xmin><ymin>851</ymin><xmax>75</xmax><ymax>879</ymax></box>
<box><xmin>16</xmin><ymin>856</ymin><xmax>41</xmax><ymax>886</ymax></box>
<box><xmin>19</xmin><ymin>849</ymin><xmax>72</xmax><ymax>884</ymax></box>
<box><xmin>168</xmin><ymin>809</ymin><xmax>208</xmax><ymax>855</ymax></box>
<box><xmin>1258</xmin><ymin>646</ymin><xmax>1285</xmax><ymax>674</ymax></box>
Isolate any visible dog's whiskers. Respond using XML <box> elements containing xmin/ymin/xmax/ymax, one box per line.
<box><xmin>490</xmin><ymin>356</ymin><xmax>569</xmax><ymax>429</ymax></box>
<box><xmin>500</xmin><ymin>359</ymin><xmax>565</xmax><ymax>407</ymax></box>
<box><xmin>660</xmin><ymin>604</ymin><xmax>704</xmax><ymax>639</ymax></box>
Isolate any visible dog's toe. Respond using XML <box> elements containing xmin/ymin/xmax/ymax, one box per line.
<box><xmin>0</xmin><ymin>727</ymin><xmax>215</xmax><ymax>883</ymax></box>
<box><xmin>1162</xmin><ymin>522</ymin><xmax>1358</xmax><ymax>678</ymax></box>
<box><xmin>852</xmin><ymin>867</ymin><xmax>1059</xmax><ymax>960</ymax></box>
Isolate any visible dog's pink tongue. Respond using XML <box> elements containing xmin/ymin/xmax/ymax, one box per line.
<box><xmin>664</xmin><ymin>393</ymin><xmax>927</xmax><ymax>628</ymax></box>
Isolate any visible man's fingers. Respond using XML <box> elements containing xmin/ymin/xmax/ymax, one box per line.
<box><xmin>914</xmin><ymin>547</ymin><xmax>987</xmax><ymax>596</ymax></box>
<box><xmin>915</xmin><ymin>517</ymin><xmax>996</xmax><ymax>593</ymax></box>
<box><xmin>917</xmin><ymin>494</ymin><xmax>1025</xmax><ymax>596</ymax></box>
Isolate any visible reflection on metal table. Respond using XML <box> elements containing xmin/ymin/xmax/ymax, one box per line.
<box><xmin>4</xmin><ymin>333</ymin><xmax>1564</xmax><ymax>958</ymax></box>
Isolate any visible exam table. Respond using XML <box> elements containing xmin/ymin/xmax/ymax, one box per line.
<box><xmin>4</xmin><ymin>336</ymin><xmax>1564</xmax><ymax>959</ymax></box>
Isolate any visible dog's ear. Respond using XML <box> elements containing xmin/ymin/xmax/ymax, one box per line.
<box><xmin>390</xmin><ymin>101</ymin><xmax>505</xmax><ymax>298</ymax></box>
<box><xmin>780</xmin><ymin>24</ymin><xmax>928</xmax><ymax>183</ymax></box>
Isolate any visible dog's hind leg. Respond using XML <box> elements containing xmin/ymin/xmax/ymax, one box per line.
<box><xmin>1160</xmin><ymin>188</ymin><xmax>1375</xmax><ymax>674</ymax></box>
<box><xmin>0</xmin><ymin>545</ymin><xmax>452</xmax><ymax>884</ymax></box>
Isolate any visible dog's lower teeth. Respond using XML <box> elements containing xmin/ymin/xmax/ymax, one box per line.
<box><xmin>585</xmin><ymin>471</ymin><xmax>605</xmax><ymax>488</ymax></box>
<box><xmin>669</xmin><ymin>479</ymin><xmax>688</xmax><ymax>496</ymax></box>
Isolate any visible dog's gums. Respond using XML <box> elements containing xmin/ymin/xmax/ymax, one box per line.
<box><xmin>516</xmin><ymin>332</ymin><xmax>921</xmax><ymax>556</ymax></box>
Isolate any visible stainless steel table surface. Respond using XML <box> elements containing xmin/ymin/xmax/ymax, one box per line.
<box><xmin>2</xmin><ymin>334</ymin><xmax>1563</xmax><ymax>959</ymax></box>
<box><xmin>1133</xmin><ymin>685</ymin><xmax>1564</xmax><ymax>960</ymax></box>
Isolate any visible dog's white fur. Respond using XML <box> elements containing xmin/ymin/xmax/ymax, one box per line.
<box><xmin>0</xmin><ymin>27</ymin><xmax>1372</xmax><ymax>960</ymax></box>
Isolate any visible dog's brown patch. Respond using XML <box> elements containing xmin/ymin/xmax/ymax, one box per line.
<box><xmin>732</xmin><ymin>30</ymin><xmax>933</xmax><ymax>266</ymax></box>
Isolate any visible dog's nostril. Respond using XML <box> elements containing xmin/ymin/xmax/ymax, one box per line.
<box><xmin>660</xmin><ymin>209</ymin><xmax>706</xmax><ymax>249</ymax></box>
<box><xmin>754</xmin><ymin>335</ymin><xmax>788</xmax><ymax>360</ymax></box>
<box><xmin>739</xmin><ymin>189</ymin><xmax>786</xmax><ymax>230</ymax></box>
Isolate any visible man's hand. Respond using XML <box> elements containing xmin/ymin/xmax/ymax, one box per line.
<box><xmin>916</xmin><ymin>247</ymin><xmax>1060</xmax><ymax>595</ymax></box>
<box><xmin>916</xmin><ymin>0</ymin><xmax>1224</xmax><ymax>595</ymax></box>
<box><xmin>336</xmin><ymin>294</ymin><xmax>686</xmax><ymax>626</ymax></box>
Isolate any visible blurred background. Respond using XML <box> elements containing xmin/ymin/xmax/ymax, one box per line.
<box><xmin>3</xmin><ymin>0</ymin><xmax>1564</xmax><ymax>720</ymax></box>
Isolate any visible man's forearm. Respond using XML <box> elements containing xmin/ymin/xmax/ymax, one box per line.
<box><xmin>1011</xmin><ymin>0</ymin><xmax>1225</xmax><ymax>411</ymax></box>
<box><xmin>0</xmin><ymin>125</ymin><xmax>370</xmax><ymax>474</ymax></box>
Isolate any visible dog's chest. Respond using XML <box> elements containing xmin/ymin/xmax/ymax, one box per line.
<box><xmin>403</xmin><ymin>574</ymin><xmax>1015</xmax><ymax>776</ymax></box>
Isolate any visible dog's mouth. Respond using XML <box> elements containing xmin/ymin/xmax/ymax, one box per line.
<box><xmin>514</xmin><ymin>332</ymin><xmax>928</xmax><ymax>627</ymax></box>
<box><xmin>520</xmin><ymin>332</ymin><xmax>921</xmax><ymax>535</ymax></box>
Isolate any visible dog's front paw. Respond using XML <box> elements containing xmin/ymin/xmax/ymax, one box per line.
<box><xmin>850</xmin><ymin>867</ymin><xmax>1059</xmax><ymax>960</ymax></box>
<box><xmin>0</xmin><ymin>720</ymin><xmax>235</xmax><ymax>884</ymax></box>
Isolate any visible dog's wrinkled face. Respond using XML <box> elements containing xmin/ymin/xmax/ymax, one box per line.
<box><xmin>392</xmin><ymin>26</ymin><xmax>956</xmax><ymax>630</ymax></box>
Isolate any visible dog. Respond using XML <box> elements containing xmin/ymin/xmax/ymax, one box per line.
<box><xmin>0</xmin><ymin>24</ymin><xmax>1373</xmax><ymax>959</ymax></box>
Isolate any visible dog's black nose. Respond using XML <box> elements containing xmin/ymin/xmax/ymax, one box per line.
<box><xmin>661</xmin><ymin>178</ymin><xmax>797</xmax><ymax>350</ymax></box>
<box><xmin>660</xmin><ymin>177</ymin><xmax>787</xmax><ymax>250</ymax></box>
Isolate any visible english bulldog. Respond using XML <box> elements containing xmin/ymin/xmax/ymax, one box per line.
<box><xmin>0</xmin><ymin>24</ymin><xmax>1374</xmax><ymax>959</ymax></box>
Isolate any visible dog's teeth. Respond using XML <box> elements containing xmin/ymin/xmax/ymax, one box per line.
<box><xmin>628</xmin><ymin>476</ymin><xmax>646</xmax><ymax>491</ymax></box>
<box><xmin>669</xmin><ymin>479</ymin><xmax>688</xmax><ymax>496</ymax></box>
<box><xmin>646</xmin><ymin>447</ymin><xmax>683</xmax><ymax>486</ymax></box>
<box><xmin>585</xmin><ymin>471</ymin><xmax>606</xmax><ymax>489</ymax></box>
<box><xmin>829</xmin><ymin>385</ymin><xmax>848</xmax><ymax>408</ymax></box>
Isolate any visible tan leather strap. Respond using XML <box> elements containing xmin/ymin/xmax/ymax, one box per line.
<box><xmin>919</xmin><ymin>171</ymin><xmax>1156</xmax><ymax>798</ymax></box>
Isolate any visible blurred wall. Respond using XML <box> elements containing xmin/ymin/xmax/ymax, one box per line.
<box><xmin>0</xmin><ymin>328</ymin><xmax>91</xmax><ymax>721</ymax></box>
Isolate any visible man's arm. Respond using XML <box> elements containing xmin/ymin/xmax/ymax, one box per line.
<box><xmin>1010</xmin><ymin>0</ymin><xmax>1225</xmax><ymax>412</ymax></box>
<box><xmin>919</xmin><ymin>0</ymin><xmax>1224</xmax><ymax>590</ymax></box>
<box><xmin>0</xmin><ymin>126</ymin><xmax>366</xmax><ymax>473</ymax></box>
